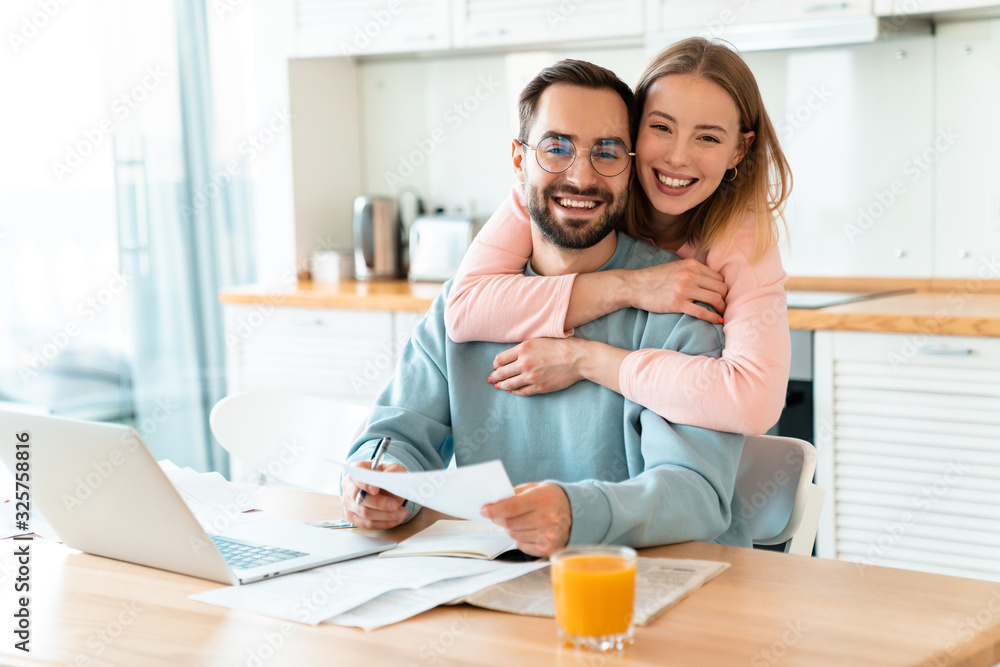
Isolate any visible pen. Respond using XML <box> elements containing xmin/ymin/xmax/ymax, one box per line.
<box><xmin>354</xmin><ymin>436</ymin><xmax>391</xmax><ymax>506</ymax></box>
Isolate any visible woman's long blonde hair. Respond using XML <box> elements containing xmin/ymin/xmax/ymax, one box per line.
<box><xmin>626</xmin><ymin>37</ymin><xmax>792</xmax><ymax>261</ymax></box>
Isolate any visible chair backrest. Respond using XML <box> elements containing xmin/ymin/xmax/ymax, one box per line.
<box><xmin>210</xmin><ymin>390</ymin><xmax>370</xmax><ymax>494</ymax></box>
<box><xmin>735</xmin><ymin>435</ymin><xmax>824</xmax><ymax>555</ymax></box>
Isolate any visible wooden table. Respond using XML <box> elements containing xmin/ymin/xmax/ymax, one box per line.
<box><xmin>3</xmin><ymin>487</ymin><xmax>999</xmax><ymax>667</ymax></box>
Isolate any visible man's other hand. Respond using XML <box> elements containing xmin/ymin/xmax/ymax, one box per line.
<box><xmin>342</xmin><ymin>461</ymin><xmax>409</xmax><ymax>530</ymax></box>
<box><xmin>480</xmin><ymin>482</ymin><xmax>571</xmax><ymax>557</ymax></box>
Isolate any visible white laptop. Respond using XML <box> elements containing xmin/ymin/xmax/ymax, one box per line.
<box><xmin>0</xmin><ymin>410</ymin><xmax>394</xmax><ymax>585</ymax></box>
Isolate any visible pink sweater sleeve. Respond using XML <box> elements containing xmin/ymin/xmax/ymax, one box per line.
<box><xmin>619</xmin><ymin>216</ymin><xmax>791</xmax><ymax>435</ymax></box>
<box><xmin>445</xmin><ymin>183</ymin><xmax>576</xmax><ymax>343</ymax></box>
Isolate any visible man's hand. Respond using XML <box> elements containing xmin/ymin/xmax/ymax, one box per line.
<box><xmin>341</xmin><ymin>461</ymin><xmax>409</xmax><ymax>530</ymax></box>
<box><xmin>480</xmin><ymin>482</ymin><xmax>572</xmax><ymax>557</ymax></box>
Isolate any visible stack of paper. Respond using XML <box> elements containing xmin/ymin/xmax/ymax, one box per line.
<box><xmin>0</xmin><ymin>502</ymin><xmax>59</xmax><ymax>541</ymax></box>
<box><xmin>190</xmin><ymin>555</ymin><xmax>546</xmax><ymax>631</ymax></box>
<box><xmin>158</xmin><ymin>460</ymin><xmax>262</xmax><ymax>527</ymax></box>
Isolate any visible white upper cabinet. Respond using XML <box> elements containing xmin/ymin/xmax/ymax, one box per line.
<box><xmin>932</xmin><ymin>20</ymin><xmax>1000</xmax><ymax>277</ymax></box>
<box><xmin>451</xmin><ymin>0</ymin><xmax>644</xmax><ymax>49</ymax></box>
<box><xmin>875</xmin><ymin>0</ymin><xmax>1000</xmax><ymax>15</ymax></box>
<box><xmin>648</xmin><ymin>0</ymin><xmax>873</xmax><ymax>31</ymax></box>
<box><xmin>294</xmin><ymin>0</ymin><xmax>452</xmax><ymax>57</ymax></box>
<box><xmin>764</xmin><ymin>36</ymin><xmax>937</xmax><ymax>277</ymax></box>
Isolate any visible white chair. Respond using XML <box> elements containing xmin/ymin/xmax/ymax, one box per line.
<box><xmin>735</xmin><ymin>435</ymin><xmax>825</xmax><ymax>556</ymax></box>
<box><xmin>210</xmin><ymin>390</ymin><xmax>371</xmax><ymax>494</ymax></box>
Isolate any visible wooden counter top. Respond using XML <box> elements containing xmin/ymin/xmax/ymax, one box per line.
<box><xmin>787</xmin><ymin>291</ymin><xmax>1000</xmax><ymax>336</ymax></box>
<box><xmin>219</xmin><ymin>279</ymin><xmax>443</xmax><ymax>312</ymax></box>
<box><xmin>220</xmin><ymin>277</ymin><xmax>1000</xmax><ymax>336</ymax></box>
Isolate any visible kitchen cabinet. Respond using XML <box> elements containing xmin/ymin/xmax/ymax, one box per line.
<box><xmin>932</xmin><ymin>20</ymin><xmax>1000</xmax><ymax>278</ymax></box>
<box><xmin>223</xmin><ymin>305</ymin><xmax>424</xmax><ymax>404</ymax></box>
<box><xmin>814</xmin><ymin>330</ymin><xmax>1000</xmax><ymax>581</ymax></box>
<box><xmin>875</xmin><ymin>0</ymin><xmax>1000</xmax><ymax>15</ymax></box>
<box><xmin>293</xmin><ymin>0</ymin><xmax>451</xmax><ymax>58</ymax></box>
<box><xmin>772</xmin><ymin>36</ymin><xmax>936</xmax><ymax>278</ymax></box>
<box><xmin>647</xmin><ymin>0</ymin><xmax>874</xmax><ymax>32</ymax></box>
<box><xmin>451</xmin><ymin>0</ymin><xmax>643</xmax><ymax>49</ymax></box>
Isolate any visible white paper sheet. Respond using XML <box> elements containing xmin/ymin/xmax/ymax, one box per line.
<box><xmin>0</xmin><ymin>501</ymin><xmax>59</xmax><ymax>542</ymax></box>
<box><xmin>189</xmin><ymin>555</ymin><xmax>510</xmax><ymax>625</ymax></box>
<box><xmin>334</xmin><ymin>460</ymin><xmax>514</xmax><ymax>522</ymax></box>
<box><xmin>160</xmin><ymin>461</ymin><xmax>262</xmax><ymax>514</ymax></box>
<box><xmin>324</xmin><ymin>560</ymin><xmax>548</xmax><ymax>631</ymax></box>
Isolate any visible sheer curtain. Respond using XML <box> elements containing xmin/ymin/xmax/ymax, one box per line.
<box><xmin>0</xmin><ymin>0</ymin><xmax>256</xmax><ymax>472</ymax></box>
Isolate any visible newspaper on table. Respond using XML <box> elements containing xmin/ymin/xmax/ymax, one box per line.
<box><xmin>459</xmin><ymin>557</ymin><xmax>730</xmax><ymax>626</ymax></box>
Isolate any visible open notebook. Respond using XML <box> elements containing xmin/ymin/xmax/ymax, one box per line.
<box><xmin>380</xmin><ymin>520</ymin><xmax>519</xmax><ymax>560</ymax></box>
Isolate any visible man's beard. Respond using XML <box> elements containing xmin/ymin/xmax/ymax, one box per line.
<box><xmin>525</xmin><ymin>181</ymin><xmax>627</xmax><ymax>250</ymax></box>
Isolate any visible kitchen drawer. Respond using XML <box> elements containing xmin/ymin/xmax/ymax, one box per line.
<box><xmin>829</xmin><ymin>330</ymin><xmax>1000</xmax><ymax>367</ymax></box>
<box><xmin>223</xmin><ymin>306</ymin><xmax>430</xmax><ymax>403</ymax></box>
<box><xmin>225</xmin><ymin>306</ymin><xmax>398</xmax><ymax>402</ymax></box>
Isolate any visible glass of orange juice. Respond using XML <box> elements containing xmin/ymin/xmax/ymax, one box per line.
<box><xmin>550</xmin><ymin>545</ymin><xmax>637</xmax><ymax>651</ymax></box>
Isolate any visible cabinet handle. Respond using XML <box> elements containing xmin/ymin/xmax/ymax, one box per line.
<box><xmin>801</xmin><ymin>2</ymin><xmax>849</xmax><ymax>12</ymax></box>
<box><xmin>287</xmin><ymin>316</ymin><xmax>326</xmax><ymax>327</ymax></box>
<box><xmin>473</xmin><ymin>27</ymin><xmax>506</xmax><ymax>38</ymax></box>
<box><xmin>917</xmin><ymin>346</ymin><xmax>973</xmax><ymax>356</ymax></box>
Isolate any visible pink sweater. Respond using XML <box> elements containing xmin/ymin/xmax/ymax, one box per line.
<box><xmin>445</xmin><ymin>184</ymin><xmax>791</xmax><ymax>435</ymax></box>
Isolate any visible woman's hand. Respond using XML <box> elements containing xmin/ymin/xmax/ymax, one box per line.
<box><xmin>487</xmin><ymin>338</ymin><xmax>586</xmax><ymax>396</ymax></box>
<box><xmin>625</xmin><ymin>258</ymin><xmax>727</xmax><ymax>324</ymax></box>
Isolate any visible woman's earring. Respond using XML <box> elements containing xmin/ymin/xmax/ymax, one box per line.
<box><xmin>723</xmin><ymin>166</ymin><xmax>738</xmax><ymax>182</ymax></box>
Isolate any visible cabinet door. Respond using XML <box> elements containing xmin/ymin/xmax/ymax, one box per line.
<box><xmin>649</xmin><ymin>0</ymin><xmax>873</xmax><ymax>31</ymax></box>
<box><xmin>294</xmin><ymin>0</ymin><xmax>451</xmax><ymax>57</ymax></box>
<box><xmin>773</xmin><ymin>36</ymin><xmax>935</xmax><ymax>277</ymax></box>
<box><xmin>814</xmin><ymin>331</ymin><xmax>1000</xmax><ymax>581</ymax></box>
<box><xmin>932</xmin><ymin>20</ymin><xmax>1000</xmax><ymax>277</ymax></box>
<box><xmin>224</xmin><ymin>306</ymin><xmax>398</xmax><ymax>403</ymax></box>
<box><xmin>453</xmin><ymin>0</ymin><xmax>643</xmax><ymax>48</ymax></box>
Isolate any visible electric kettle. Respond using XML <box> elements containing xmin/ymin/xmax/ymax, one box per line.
<box><xmin>353</xmin><ymin>195</ymin><xmax>402</xmax><ymax>280</ymax></box>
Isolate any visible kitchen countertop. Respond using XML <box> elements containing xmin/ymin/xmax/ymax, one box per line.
<box><xmin>219</xmin><ymin>279</ymin><xmax>442</xmax><ymax>312</ymax></box>
<box><xmin>219</xmin><ymin>277</ymin><xmax>1000</xmax><ymax>336</ymax></box>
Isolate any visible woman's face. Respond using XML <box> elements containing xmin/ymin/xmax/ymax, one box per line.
<box><xmin>635</xmin><ymin>73</ymin><xmax>754</xmax><ymax>226</ymax></box>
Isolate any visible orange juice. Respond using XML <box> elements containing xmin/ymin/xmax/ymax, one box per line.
<box><xmin>551</xmin><ymin>546</ymin><xmax>637</xmax><ymax>650</ymax></box>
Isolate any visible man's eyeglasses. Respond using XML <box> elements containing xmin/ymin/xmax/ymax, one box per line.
<box><xmin>519</xmin><ymin>136</ymin><xmax>634</xmax><ymax>178</ymax></box>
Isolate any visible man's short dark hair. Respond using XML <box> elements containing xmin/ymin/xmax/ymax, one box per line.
<box><xmin>517</xmin><ymin>59</ymin><xmax>636</xmax><ymax>144</ymax></box>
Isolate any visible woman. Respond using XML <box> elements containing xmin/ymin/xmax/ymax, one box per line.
<box><xmin>445</xmin><ymin>37</ymin><xmax>793</xmax><ymax>435</ymax></box>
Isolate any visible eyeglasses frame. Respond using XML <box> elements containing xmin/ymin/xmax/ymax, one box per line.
<box><xmin>517</xmin><ymin>136</ymin><xmax>635</xmax><ymax>178</ymax></box>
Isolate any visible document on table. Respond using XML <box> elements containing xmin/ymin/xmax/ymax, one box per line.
<box><xmin>334</xmin><ymin>460</ymin><xmax>514</xmax><ymax>522</ymax></box>
<box><xmin>460</xmin><ymin>557</ymin><xmax>730</xmax><ymax>626</ymax></box>
<box><xmin>0</xmin><ymin>502</ymin><xmax>59</xmax><ymax>541</ymax></box>
<box><xmin>324</xmin><ymin>560</ymin><xmax>548</xmax><ymax>631</ymax></box>
<box><xmin>158</xmin><ymin>460</ymin><xmax>262</xmax><ymax>527</ymax></box>
<box><xmin>189</xmin><ymin>555</ymin><xmax>525</xmax><ymax>625</ymax></box>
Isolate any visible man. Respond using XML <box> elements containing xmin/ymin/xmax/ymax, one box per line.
<box><xmin>341</xmin><ymin>59</ymin><xmax>750</xmax><ymax>557</ymax></box>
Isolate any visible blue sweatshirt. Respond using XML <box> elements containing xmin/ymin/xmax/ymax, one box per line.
<box><xmin>347</xmin><ymin>233</ymin><xmax>750</xmax><ymax>549</ymax></box>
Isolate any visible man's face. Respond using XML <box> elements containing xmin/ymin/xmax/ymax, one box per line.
<box><xmin>514</xmin><ymin>84</ymin><xmax>632</xmax><ymax>250</ymax></box>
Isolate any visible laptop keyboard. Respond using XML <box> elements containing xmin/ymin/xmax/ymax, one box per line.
<box><xmin>210</xmin><ymin>534</ymin><xmax>309</xmax><ymax>571</ymax></box>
